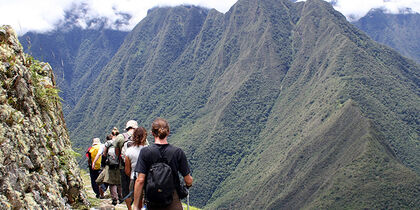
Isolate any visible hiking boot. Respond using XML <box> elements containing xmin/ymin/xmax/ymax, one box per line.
<box><xmin>112</xmin><ymin>199</ymin><xmax>118</xmax><ymax>206</ymax></box>
<box><xmin>99</xmin><ymin>188</ymin><xmax>105</xmax><ymax>199</ymax></box>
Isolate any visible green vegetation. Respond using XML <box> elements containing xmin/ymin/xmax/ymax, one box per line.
<box><xmin>309</xmin><ymin>138</ymin><xmax>420</xmax><ymax>209</ymax></box>
<box><xmin>182</xmin><ymin>203</ymin><xmax>201</xmax><ymax>210</ymax></box>
<box><xmin>28</xmin><ymin>57</ymin><xmax>62</xmax><ymax>110</ymax></box>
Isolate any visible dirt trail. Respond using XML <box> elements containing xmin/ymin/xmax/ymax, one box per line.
<box><xmin>82</xmin><ymin>170</ymin><xmax>128</xmax><ymax>210</ymax></box>
<box><xmin>81</xmin><ymin>170</ymin><xmax>195</xmax><ymax>210</ymax></box>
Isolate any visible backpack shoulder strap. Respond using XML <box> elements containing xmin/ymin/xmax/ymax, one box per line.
<box><xmin>122</xmin><ymin>133</ymin><xmax>131</xmax><ymax>141</ymax></box>
<box><xmin>147</xmin><ymin>144</ymin><xmax>161</xmax><ymax>162</ymax></box>
<box><xmin>163</xmin><ymin>145</ymin><xmax>176</xmax><ymax>164</ymax></box>
<box><xmin>105</xmin><ymin>140</ymin><xmax>112</xmax><ymax>148</ymax></box>
<box><xmin>122</xmin><ymin>133</ymin><xmax>133</xmax><ymax>149</ymax></box>
<box><xmin>85</xmin><ymin>146</ymin><xmax>92</xmax><ymax>158</ymax></box>
<box><xmin>147</xmin><ymin>144</ymin><xmax>176</xmax><ymax>164</ymax></box>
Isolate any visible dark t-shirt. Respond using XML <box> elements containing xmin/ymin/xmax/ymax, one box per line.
<box><xmin>135</xmin><ymin>144</ymin><xmax>190</xmax><ymax>188</ymax></box>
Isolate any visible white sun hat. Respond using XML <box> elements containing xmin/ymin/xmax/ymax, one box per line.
<box><xmin>125</xmin><ymin>120</ymin><xmax>138</xmax><ymax>130</ymax></box>
<box><xmin>92</xmin><ymin>138</ymin><xmax>101</xmax><ymax>145</ymax></box>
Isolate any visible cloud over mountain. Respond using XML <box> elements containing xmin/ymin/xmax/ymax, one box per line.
<box><xmin>0</xmin><ymin>0</ymin><xmax>237</xmax><ymax>35</ymax></box>
<box><xmin>2</xmin><ymin>0</ymin><xmax>420</xmax><ymax>35</ymax></box>
<box><xmin>326</xmin><ymin>0</ymin><xmax>420</xmax><ymax>21</ymax></box>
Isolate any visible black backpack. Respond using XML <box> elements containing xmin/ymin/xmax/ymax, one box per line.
<box><xmin>145</xmin><ymin>145</ymin><xmax>176</xmax><ymax>208</ymax></box>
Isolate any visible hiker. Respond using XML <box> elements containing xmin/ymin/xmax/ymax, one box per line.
<box><xmin>124</xmin><ymin>127</ymin><xmax>148</xmax><ymax>210</ymax></box>
<box><xmin>133</xmin><ymin>118</ymin><xmax>193</xmax><ymax>210</ymax></box>
<box><xmin>94</xmin><ymin>127</ymin><xmax>120</xmax><ymax>168</ymax></box>
<box><xmin>86</xmin><ymin>138</ymin><xmax>103</xmax><ymax>198</ymax></box>
<box><xmin>92</xmin><ymin>128</ymin><xmax>120</xmax><ymax>200</ymax></box>
<box><xmin>114</xmin><ymin>120</ymin><xmax>138</xmax><ymax>208</ymax></box>
<box><xmin>112</xmin><ymin>127</ymin><xmax>119</xmax><ymax>136</ymax></box>
<box><xmin>96</xmin><ymin>134</ymin><xmax>122</xmax><ymax>205</ymax></box>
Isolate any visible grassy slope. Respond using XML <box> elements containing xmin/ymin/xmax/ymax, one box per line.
<box><xmin>66</xmin><ymin>6</ymin><xmax>211</xmax><ymax>151</ymax></box>
<box><xmin>205</xmin><ymin>1</ymin><xmax>420</xmax><ymax>208</ymax></box>
<box><xmin>65</xmin><ymin>0</ymin><xmax>420</xmax><ymax>208</ymax></box>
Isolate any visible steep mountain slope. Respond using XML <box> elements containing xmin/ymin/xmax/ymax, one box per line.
<box><xmin>0</xmin><ymin>26</ymin><xmax>87</xmax><ymax>208</ymax></box>
<box><xmin>354</xmin><ymin>9</ymin><xmax>420</xmax><ymax>64</ymax></box>
<box><xmin>66</xmin><ymin>0</ymin><xmax>420</xmax><ymax>208</ymax></box>
<box><xmin>67</xmin><ymin>5</ymin><xmax>212</xmax><ymax>150</ymax></box>
<box><xmin>19</xmin><ymin>27</ymin><xmax>128</xmax><ymax>114</ymax></box>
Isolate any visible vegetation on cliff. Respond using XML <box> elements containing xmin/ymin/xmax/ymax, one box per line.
<box><xmin>0</xmin><ymin>25</ymin><xmax>88</xmax><ymax>209</ymax></box>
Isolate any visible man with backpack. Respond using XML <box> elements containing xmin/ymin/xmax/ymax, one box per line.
<box><xmin>114</xmin><ymin>120</ymin><xmax>138</xmax><ymax>209</ymax></box>
<box><xmin>133</xmin><ymin>118</ymin><xmax>193</xmax><ymax>210</ymax></box>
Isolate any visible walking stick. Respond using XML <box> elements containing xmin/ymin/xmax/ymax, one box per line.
<box><xmin>187</xmin><ymin>188</ymin><xmax>190</xmax><ymax>210</ymax></box>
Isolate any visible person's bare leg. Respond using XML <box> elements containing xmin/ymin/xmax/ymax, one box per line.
<box><xmin>125</xmin><ymin>198</ymin><xmax>132</xmax><ymax>210</ymax></box>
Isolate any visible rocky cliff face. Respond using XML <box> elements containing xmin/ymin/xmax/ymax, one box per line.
<box><xmin>0</xmin><ymin>25</ymin><xmax>87</xmax><ymax>209</ymax></box>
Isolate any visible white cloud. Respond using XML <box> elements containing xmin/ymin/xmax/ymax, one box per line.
<box><xmin>0</xmin><ymin>0</ymin><xmax>77</xmax><ymax>34</ymax></box>
<box><xmin>0</xmin><ymin>0</ymin><xmax>237</xmax><ymax>35</ymax></box>
<box><xmin>77</xmin><ymin>0</ymin><xmax>238</xmax><ymax>31</ymax></box>
<box><xmin>326</xmin><ymin>0</ymin><xmax>420</xmax><ymax>21</ymax></box>
<box><xmin>0</xmin><ymin>0</ymin><xmax>419</xmax><ymax>35</ymax></box>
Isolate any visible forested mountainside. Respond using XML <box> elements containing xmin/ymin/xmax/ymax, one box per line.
<box><xmin>65</xmin><ymin>0</ymin><xmax>420</xmax><ymax>208</ymax></box>
<box><xmin>0</xmin><ymin>26</ymin><xmax>87</xmax><ymax>208</ymax></box>
<box><xmin>19</xmin><ymin>28</ymin><xmax>128</xmax><ymax>114</ymax></box>
<box><xmin>354</xmin><ymin>9</ymin><xmax>420</xmax><ymax>64</ymax></box>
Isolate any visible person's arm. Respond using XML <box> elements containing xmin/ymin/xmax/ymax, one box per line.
<box><xmin>177</xmin><ymin>148</ymin><xmax>193</xmax><ymax>187</ymax></box>
<box><xmin>133</xmin><ymin>173</ymin><xmax>145</xmax><ymax>210</ymax></box>
<box><xmin>125</xmin><ymin>156</ymin><xmax>131</xmax><ymax>176</ymax></box>
<box><xmin>184</xmin><ymin>174</ymin><xmax>193</xmax><ymax>188</ymax></box>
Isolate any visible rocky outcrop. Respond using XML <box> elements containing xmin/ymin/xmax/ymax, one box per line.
<box><xmin>0</xmin><ymin>25</ymin><xmax>88</xmax><ymax>209</ymax></box>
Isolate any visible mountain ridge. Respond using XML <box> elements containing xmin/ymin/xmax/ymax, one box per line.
<box><xmin>66</xmin><ymin>0</ymin><xmax>419</xmax><ymax>208</ymax></box>
<box><xmin>203</xmin><ymin>1</ymin><xmax>420</xmax><ymax>208</ymax></box>
<box><xmin>354</xmin><ymin>9</ymin><xmax>420</xmax><ymax>64</ymax></box>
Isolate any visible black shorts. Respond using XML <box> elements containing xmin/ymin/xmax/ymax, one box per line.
<box><xmin>120</xmin><ymin>169</ymin><xmax>131</xmax><ymax>198</ymax></box>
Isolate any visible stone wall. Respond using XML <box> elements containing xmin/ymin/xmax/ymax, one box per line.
<box><xmin>0</xmin><ymin>25</ymin><xmax>88</xmax><ymax>209</ymax></box>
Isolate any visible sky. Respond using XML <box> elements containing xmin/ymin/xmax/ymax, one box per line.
<box><xmin>1</xmin><ymin>0</ymin><xmax>419</xmax><ymax>35</ymax></box>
